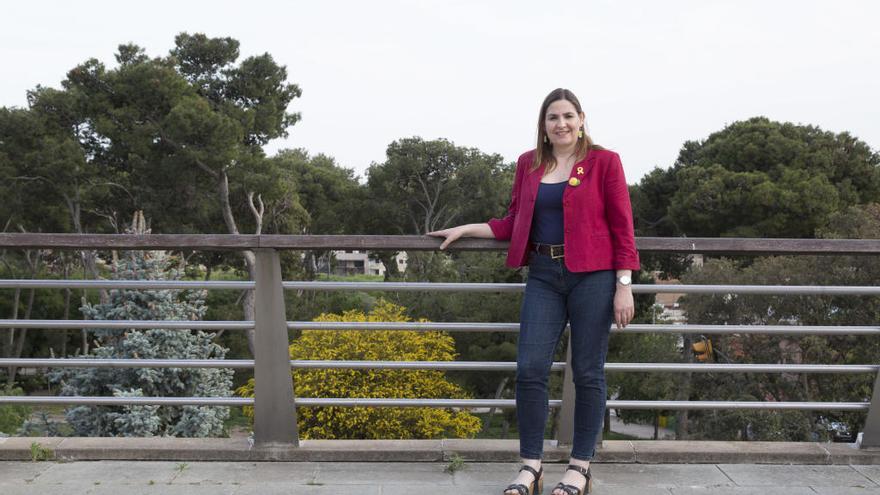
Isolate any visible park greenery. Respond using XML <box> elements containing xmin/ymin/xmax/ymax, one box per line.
<box><xmin>237</xmin><ymin>300</ymin><xmax>482</xmax><ymax>439</ymax></box>
<box><xmin>2</xmin><ymin>33</ymin><xmax>880</xmax><ymax>442</ymax></box>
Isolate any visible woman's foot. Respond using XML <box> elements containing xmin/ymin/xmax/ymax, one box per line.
<box><xmin>504</xmin><ymin>459</ymin><xmax>542</xmax><ymax>495</ymax></box>
<box><xmin>552</xmin><ymin>459</ymin><xmax>591</xmax><ymax>494</ymax></box>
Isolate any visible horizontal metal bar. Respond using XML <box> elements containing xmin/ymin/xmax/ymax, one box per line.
<box><xmin>607</xmin><ymin>400</ymin><xmax>870</xmax><ymax>411</ymax></box>
<box><xmin>283</xmin><ymin>281</ymin><xmax>880</xmax><ymax>296</ymax></box>
<box><xmin>288</xmin><ymin>321</ymin><xmax>880</xmax><ymax>335</ymax></box>
<box><xmin>287</xmin><ymin>360</ymin><xmax>563</xmax><ymax>371</ymax></box>
<box><xmin>3</xmin><ymin>359</ymin><xmax>875</xmax><ymax>374</ymax></box>
<box><xmin>2</xmin><ymin>320</ymin><xmax>877</xmax><ymax>336</ymax></box>
<box><xmin>0</xmin><ymin>396</ymin><xmax>251</xmax><ymax>406</ymax></box>
<box><xmin>605</xmin><ymin>363</ymin><xmax>880</xmax><ymax>373</ymax></box>
<box><xmin>650</xmin><ymin>285</ymin><xmax>880</xmax><ymax>295</ymax></box>
<box><xmin>283</xmin><ymin>281</ymin><xmax>524</xmax><ymax>292</ymax></box>
<box><xmin>2</xmin><ymin>279</ymin><xmax>879</xmax><ymax>295</ymax></box>
<box><xmin>3</xmin><ymin>233</ymin><xmax>880</xmax><ymax>255</ymax></box>
<box><xmin>0</xmin><ymin>320</ymin><xmax>253</xmax><ymax>330</ymax></box>
<box><xmin>0</xmin><ymin>396</ymin><xmax>867</xmax><ymax>411</ymax></box>
<box><xmin>295</xmin><ymin>399</ymin><xmax>870</xmax><ymax>410</ymax></box>
<box><xmin>0</xmin><ymin>358</ymin><xmax>255</xmax><ymax>369</ymax></box>
<box><xmin>0</xmin><ymin>280</ymin><xmax>253</xmax><ymax>290</ymax></box>
<box><xmin>287</xmin><ymin>321</ymin><xmax>517</xmax><ymax>332</ymax></box>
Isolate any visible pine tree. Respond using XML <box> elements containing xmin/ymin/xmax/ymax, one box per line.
<box><xmin>50</xmin><ymin>212</ymin><xmax>233</xmax><ymax>437</ymax></box>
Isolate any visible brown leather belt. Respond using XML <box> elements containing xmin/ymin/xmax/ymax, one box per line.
<box><xmin>532</xmin><ymin>243</ymin><xmax>565</xmax><ymax>259</ymax></box>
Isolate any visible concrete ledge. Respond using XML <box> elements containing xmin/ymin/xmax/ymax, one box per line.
<box><xmin>2</xmin><ymin>437</ymin><xmax>880</xmax><ymax>464</ymax></box>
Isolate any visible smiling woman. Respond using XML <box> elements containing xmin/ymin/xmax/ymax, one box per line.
<box><xmin>427</xmin><ymin>88</ymin><xmax>639</xmax><ymax>495</ymax></box>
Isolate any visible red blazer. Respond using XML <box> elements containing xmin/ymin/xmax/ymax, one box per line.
<box><xmin>488</xmin><ymin>148</ymin><xmax>640</xmax><ymax>272</ymax></box>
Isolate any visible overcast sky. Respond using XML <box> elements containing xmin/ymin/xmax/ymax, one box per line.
<box><xmin>2</xmin><ymin>1</ymin><xmax>877</xmax><ymax>184</ymax></box>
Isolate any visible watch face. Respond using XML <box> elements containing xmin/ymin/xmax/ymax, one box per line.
<box><xmin>618</xmin><ymin>275</ymin><xmax>632</xmax><ymax>285</ymax></box>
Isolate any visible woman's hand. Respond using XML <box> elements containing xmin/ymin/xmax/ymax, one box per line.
<box><xmin>426</xmin><ymin>225</ymin><xmax>471</xmax><ymax>250</ymax></box>
<box><xmin>614</xmin><ymin>286</ymin><xmax>635</xmax><ymax>329</ymax></box>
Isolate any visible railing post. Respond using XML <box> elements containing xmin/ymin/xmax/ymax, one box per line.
<box><xmin>556</xmin><ymin>335</ymin><xmax>575</xmax><ymax>446</ymax></box>
<box><xmin>253</xmin><ymin>248</ymin><xmax>298</xmax><ymax>447</ymax></box>
<box><xmin>860</xmin><ymin>370</ymin><xmax>880</xmax><ymax>447</ymax></box>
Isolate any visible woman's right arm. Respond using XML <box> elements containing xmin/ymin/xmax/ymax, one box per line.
<box><xmin>427</xmin><ymin>153</ymin><xmax>528</xmax><ymax>250</ymax></box>
<box><xmin>426</xmin><ymin>223</ymin><xmax>494</xmax><ymax>250</ymax></box>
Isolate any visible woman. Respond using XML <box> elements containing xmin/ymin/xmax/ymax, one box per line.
<box><xmin>428</xmin><ymin>88</ymin><xmax>639</xmax><ymax>495</ymax></box>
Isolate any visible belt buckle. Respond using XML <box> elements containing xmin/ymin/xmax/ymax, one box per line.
<box><xmin>550</xmin><ymin>244</ymin><xmax>564</xmax><ymax>259</ymax></box>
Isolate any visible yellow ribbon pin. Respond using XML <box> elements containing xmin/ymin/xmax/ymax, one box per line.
<box><xmin>568</xmin><ymin>177</ymin><xmax>581</xmax><ymax>187</ymax></box>
<box><xmin>577</xmin><ymin>166</ymin><xmax>584</xmax><ymax>175</ymax></box>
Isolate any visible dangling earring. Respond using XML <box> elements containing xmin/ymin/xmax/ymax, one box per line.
<box><xmin>543</xmin><ymin>135</ymin><xmax>549</xmax><ymax>144</ymax></box>
<box><xmin>578</xmin><ymin>128</ymin><xmax>584</xmax><ymax>139</ymax></box>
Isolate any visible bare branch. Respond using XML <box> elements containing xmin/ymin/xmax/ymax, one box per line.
<box><xmin>247</xmin><ymin>192</ymin><xmax>265</xmax><ymax>235</ymax></box>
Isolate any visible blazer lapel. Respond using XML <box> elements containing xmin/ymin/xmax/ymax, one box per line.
<box><xmin>563</xmin><ymin>150</ymin><xmax>599</xmax><ymax>198</ymax></box>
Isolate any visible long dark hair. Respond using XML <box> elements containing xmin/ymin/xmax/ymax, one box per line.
<box><xmin>531</xmin><ymin>88</ymin><xmax>603</xmax><ymax>173</ymax></box>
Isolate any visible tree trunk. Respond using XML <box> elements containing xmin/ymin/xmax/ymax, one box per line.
<box><xmin>7</xmin><ymin>288</ymin><xmax>35</xmax><ymax>387</ymax></box>
<box><xmin>653</xmin><ymin>412</ymin><xmax>660</xmax><ymax>440</ymax></box>
<box><xmin>481</xmin><ymin>377</ymin><xmax>509</xmax><ymax>434</ymax></box>
<box><xmin>676</xmin><ymin>334</ymin><xmax>694</xmax><ymax>440</ymax></box>
<box><xmin>218</xmin><ymin>169</ymin><xmax>257</xmax><ymax>356</ymax></box>
<box><xmin>61</xmin><ymin>258</ymin><xmax>71</xmax><ymax>358</ymax></box>
<box><xmin>5</xmin><ymin>288</ymin><xmax>21</xmax><ymax>381</ymax></box>
<box><xmin>376</xmin><ymin>252</ymin><xmax>401</xmax><ymax>281</ymax></box>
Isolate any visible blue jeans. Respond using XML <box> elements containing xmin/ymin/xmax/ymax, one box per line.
<box><xmin>516</xmin><ymin>251</ymin><xmax>615</xmax><ymax>460</ymax></box>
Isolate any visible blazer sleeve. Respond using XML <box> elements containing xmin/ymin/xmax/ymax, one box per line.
<box><xmin>604</xmin><ymin>152</ymin><xmax>641</xmax><ymax>270</ymax></box>
<box><xmin>487</xmin><ymin>154</ymin><xmax>527</xmax><ymax>241</ymax></box>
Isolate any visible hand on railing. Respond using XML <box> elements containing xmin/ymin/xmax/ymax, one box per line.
<box><xmin>427</xmin><ymin>223</ymin><xmax>494</xmax><ymax>250</ymax></box>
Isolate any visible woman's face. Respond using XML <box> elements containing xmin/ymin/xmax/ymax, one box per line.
<box><xmin>544</xmin><ymin>99</ymin><xmax>584</xmax><ymax>149</ymax></box>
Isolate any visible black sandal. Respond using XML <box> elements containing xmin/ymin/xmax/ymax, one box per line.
<box><xmin>503</xmin><ymin>464</ymin><xmax>544</xmax><ymax>495</ymax></box>
<box><xmin>552</xmin><ymin>464</ymin><xmax>592</xmax><ymax>495</ymax></box>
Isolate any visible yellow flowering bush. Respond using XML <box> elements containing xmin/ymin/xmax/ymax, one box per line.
<box><xmin>237</xmin><ymin>300</ymin><xmax>481</xmax><ymax>439</ymax></box>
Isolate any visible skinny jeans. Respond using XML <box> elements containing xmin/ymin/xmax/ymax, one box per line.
<box><xmin>516</xmin><ymin>251</ymin><xmax>615</xmax><ymax>460</ymax></box>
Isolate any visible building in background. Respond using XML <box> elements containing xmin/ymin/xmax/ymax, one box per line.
<box><xmin>317</xmin><ymin>251</ymin><xmax>408</xmax><ymax>277</ymax></box>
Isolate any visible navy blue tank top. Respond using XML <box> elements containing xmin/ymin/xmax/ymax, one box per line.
<box><xmin>529</xmin><ymin>181</ymin><xmax>566</xmax><ymax>245</ymax></box>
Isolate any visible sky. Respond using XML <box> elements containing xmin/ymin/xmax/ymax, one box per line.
<box><xmin>2</xmin><ymin>0</ymin><xmax>878</xmax><ymax>184</ymax></box>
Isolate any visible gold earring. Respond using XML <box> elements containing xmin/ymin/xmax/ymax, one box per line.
<box><xmin>544</xmin><ymin>135</ymin><xmax>549</xmax><ymax>144</ymax></box>
<box><xmin>578</xmin><ymin>129</ymin><xmax>584</xmax><ymax>139</ymax></box>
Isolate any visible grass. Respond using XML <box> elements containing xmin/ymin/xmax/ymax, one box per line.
<box><xmin>29</xmin><ymin>442</ymin><xmax>53</xmax><ymax>462</ymax></box>
<box><xmin>314</xmin><ymin>273</ymin><xmax>385</xmax><ymax>282</ymax></box>
<box><xmin>445</xmin><ymin>452</ymin><xmax>466</xmax><ymax>473</ymax></box>
<box><xmin>603</xmin><ymin>430</ymin><xmax>641</xmax><ymax>441</ymax></box>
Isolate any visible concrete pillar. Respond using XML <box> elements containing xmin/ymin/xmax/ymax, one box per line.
<box><xmin>253</xmin><ymin>249</ymin><xmax>298</xmax><ymax>447</ymax></box>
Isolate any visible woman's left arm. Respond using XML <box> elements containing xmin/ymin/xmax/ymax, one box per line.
<box><xmin>614</xmin><ymin>269</ymin><xmax>634</xmax><ymax>329</ymax></box>
<box><xmin>605</xmin><ymin>152</ymin><xmax>640</xmax><ymax>329</ymax></box>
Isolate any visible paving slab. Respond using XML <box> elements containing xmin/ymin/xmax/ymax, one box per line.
<box><xmin>717</xmin><ymin>464</ymin><xmax>877</xmax><ymax>487</ymax></box>
<box><xmin>669</xmin><ymin>488</ymin><xmax>816</xmax><ymax>495</ymax></box>
<box><xmin>171</xmin><ymin>461</ymin><xmax>319</xmax><ymax>484</ymax></box>
<box><xmin>31</xmin><ymin>460</ymin><xmax>182</xmax><ymax>485</ymax></box>
<box><xmin>811</xmin><ymin>488</ymin><xmax>880</xmax><ymax>495</ymax></box>
<box><xmin>312</xmin><ymin>461</ymin><xmax>455</xmax><ymax>485</ymax></box>
<box><xmin>632</xmin><ymin>440</ymin><xmax>829</xmax><ymax>464</ymax></box>
<box><xmin>854</xmin><ymin>465</ymin><xmax>880</xmax><ymax>485</ymax></box>
<box><xmin>585</xmin><ymin>463</ymin><xmax>732</xmax><ymax>488</ymax></box>
<box><xmin>0</xmin><ymin>460</ymin><xmax>54</xmax><ymax>481</ymax></box>
<box><xmin>6</xmin><ymin>460</ymin><xmax>880</xmax><ymax>494</ymax></box>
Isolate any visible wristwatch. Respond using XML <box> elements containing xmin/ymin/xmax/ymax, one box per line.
<box><xmin>616</xmin><ymin>275</ymin><xmax>632</xmax><ymax>286</ymax></box>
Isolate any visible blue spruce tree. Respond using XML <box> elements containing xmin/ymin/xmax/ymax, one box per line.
<box><xmin>51</xmin><ymin>212</ymin><xmax>233</xmax><ymax>437</ymax></box>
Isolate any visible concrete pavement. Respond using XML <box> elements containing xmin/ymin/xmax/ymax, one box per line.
<box><xmin>4</xmin><ymin>460</ymin><xmax>880</xmax><ymax>494</ymax></box>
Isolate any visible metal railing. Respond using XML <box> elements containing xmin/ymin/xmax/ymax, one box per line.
<box><xmin>1</xmin><ymin>234</ymin><xmax>879</xmax><ymax>448</ymax></box>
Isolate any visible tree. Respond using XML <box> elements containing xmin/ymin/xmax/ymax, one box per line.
<box><xmin>638</xmin><ymin>117</ymin><xmax>880</xmax><ymax>239</ymax></box>
<box><xmin>270</xmin><ymin>148</ymin><xmax>364</xmax><ymax>278</ymax></box>
<box><xmin>237</xmin><ymin>300</ymin><xmax>482</xmax><ymax>439</ymax></box>
<box><xmin>22</xmin><ymin>34</ymin><xmax>308</xmax><ymax>355</ymax></box>
<box><xmin>632</xmin><ymin>117</ymin><xmax>880</xmax><ymax>276</ymax></box>
<box><xmin>49</xmin><ymin>213</ymin><xmax>234</xmax><ymax>437</ymax></box>
<box><xmin>678</xmin><ymin>204</ymin><xmax>880</xmax><ymax>441</ymax></box>
<box><xmin>363</xmin><ymin>137</ymin><xmax>513</xmax><ymax>278</ymax></box>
